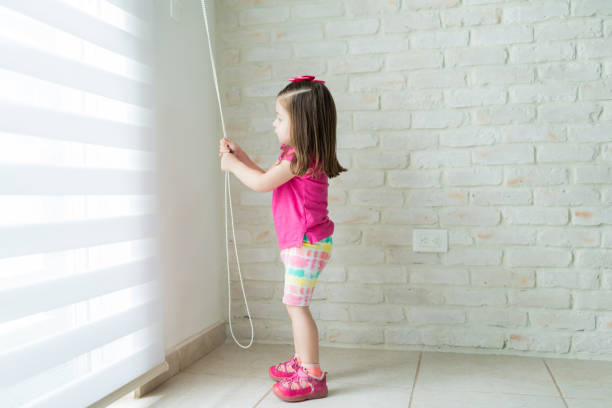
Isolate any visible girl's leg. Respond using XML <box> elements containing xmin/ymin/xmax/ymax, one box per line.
<box><xmin>287</xmin><ymin>304</ymin><xmax>302</xmax><ymax>361</ymax></box>
<box><xmin>286</xmin><ymin>304</ymin><xmax>319</xmax><ymax>365</ymax></box>
<box><xmin>273</xmin><ymin>304</ymin><xmax>327</xmax><ymax>401</ymax></box>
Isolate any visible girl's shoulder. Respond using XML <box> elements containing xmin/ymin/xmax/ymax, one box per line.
<box><xmin>275</xmin><ymin>144</ymin><xmax>327</xmax><ymax>179</ymax></box>
<box><xmin>276</xmin><ymin>143</ymin><xmax>295</xmax><ymax>164</ymax></box>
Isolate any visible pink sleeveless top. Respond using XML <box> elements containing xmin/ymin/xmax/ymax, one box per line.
<box><xmin>271</xmin><ymin>144</ymin><xmax>334</xmax><ymax>250</ymax></box>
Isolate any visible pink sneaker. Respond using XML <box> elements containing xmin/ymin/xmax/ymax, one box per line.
<box><xmin>268</xmin><ymin>355</ymin><xmax>301</xmax><ymax>381</ymax></box>
<box><xmin>272</xmin><ymin>365</ymin><xmax>328</xmax><ymax>402</ymax></box>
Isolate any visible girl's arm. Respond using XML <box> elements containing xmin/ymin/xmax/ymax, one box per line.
<box><xmin>224</xmin><ymin>154</ymin><xmax>294</xmax><ymax>193</ymax></box>
<box><xmin>237</xmin><ymin>151</ymin><xmax>268</xmax><ymax>174</ymax></box>
<box><xmin>220</xmin><ymin>138</ymin><xmax>266</xmax><ymax>173</ymax></box>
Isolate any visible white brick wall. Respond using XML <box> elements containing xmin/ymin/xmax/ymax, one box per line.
<box><xmin>215</xmin><ymin>0</ymin><xmax>612</xmax><ymax>359</ymax></box>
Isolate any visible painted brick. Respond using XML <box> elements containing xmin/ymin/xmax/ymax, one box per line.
<box><xmin>537</xmin><ymin>269</ymin><xmax>600</xmax><ymax>289</ymax></box>
<box><xmin>510</xmin><ymin>43</ymin><xmax>575</xmax><ymax>64</ymax></box>
<box><xmin>292</xmin><ymin>2</ymin><xmax>344</xmax><ymax>19</ymax></box>
<box><xmin>238</xmin><ymin>7</ymin><xmax>289</xmax><ymax>25</ymax></box>
<box><xmin>442</xmin><ymin>288</ymin><xmax>507</xmax><ymax>306</ymax></box>
<box><xmin>472</xmin><ymin>226</ymin><xmax>536</xmax><ymax>245</ymax></box>
<box><xmin>445</xmin><ymin>167</ymin><xmax>502</xmax><ymax>186</ymax></box>
<box><xmin>442</xmin><ymin>248</ymin><xmax>503</xmax><ymax>266</ymax></box>
<box><xmin>411</xmin><ymin>150</ymin><xmax>470</xmax><ymax>168</ymax></box>
<box><xmin>503</xmin><ymin>207</ymin><xmax>569</xmax><ymax>225</ymax></box>
<box><xmin>472</xmin><ymin>144</ymin><xmax>534</xmax><ymax>165</ymax></box>
<box><xmin>471</xmin><ymin>25</ymin><xmax>533</xmax><ymax>46</ymax></box>
<box><xmin>534</xmin><ymin>187</ymin><xmax>600</xmax><ymax>206</ymax></box>
<box><xmin>354</xmin><ymin>111</ymin><xmax>411</xmax><ymax>130</ymax></box>
<box><xmin>446</xmin><ymin>86</ymin><xmax>507</xmax><ymax>107</ymax></box>
<box><xmin>506</xmin><ymin>248</ymin><xmax>572</xmax><ymax>267</ymax></box>
<box><xmin>510</xmin><ymin>84</ymin><xmax>577</xmax><ymax>104</ymax></box>
<box><xmin>535</xmin><ymin>19</ymin><xmax>602</xmax><ymax>41</ymax></box>
<box><xmin>441</xmin><ymin>5</ymin><xmax>501</xmax><ymax>27</ymax></box>
<box><xmin>348</xmin><ymin>265</ymin><xmax>407</xmax><ymax>284</ymax></box>
<box><xmin>215</xmin><ymin>0</ymin><xmax>612</xmax><ymax>359</ymax></box>
<box><xmin>383</xmin><ymin>12</ymin><xmax>439</xmax><ymax>32</ymax></box>
<box><xmin>572</xmin><ymin>0</ymin><xmax>612</xmax><ymax>16</ymax></box>
<box><xmin>412</xmin><ymin>109</ymin><xmax>465</xmax><ymax>128</ymax></box>
<box><xmin>346</xmin><ymin>0</ymin><xmax>400</xmax><ymax>15</ymax></box>
<box><xmin>471</xmin><ymin>269</ymin><xmax>536</xmax><ymax>288</ymax></box>
<box><xmin>505</xmin><ymin>166</ymin><xmax>568</xmax><ymax>187</ymax></box>
<box><xmin>471</xmin><ymin>66</ymin><xmax>534</xmax><ymax>85</ymax></box>
<box><xmin>405</xmin><ymin>189</ymin><xmax>467</xmax><ymax>206</ymax></box>
<box><xmin>537</xmin><ymin>144</ymin><xmax>596</xmax><ymax>162</ymax></box>
<box><xmin>386</xmin><ymin>50</ymin><xmax>443</xmax><ymax>71</ymax></box>
<box><xmin>470</xmin><ymin>190</ymin><xmax>532</xmax><ymax>206</ymax></box>
<box><xmin>329</xmin><ymin>56</ymin><xmax>383</xmax><ymax>74</ymax></box>
<box><xmin>326</xmin><ymin>19</ymin><xmax>379</xmax><ymax>37</ymax></box>
<box><xmin>440</xmin><ymin>207</ymin><xmax>501</xmax><ymax>226</ymax></box>
<box><xmin>295</xmin><ymin>41</ymin><xmax>347</xmax><ymax>58</ymax></box>
<box><xmin>388</xmin><ymin>169</ymin><xmax>441</xmax><ymax>188</ymax></box>
<box><xmin>407</xmin><ymin>307</ymin><xmax>466</xmax><ymax>325</ymax></box>
<box><xmin>411</xmin><ymin>30</ymin><xmax>469</xmax><ymax>49</ymax></box>
<box><xmin>503</xmin><ymin>2</ymin><xmax>569</xmax><ymax>24</ymax></box>
<box><xmin>445</xmin><ymin>46</ymin><xmax>507</xmax><ymax>67</ymax></box>
<box><xmin>381</xmin><ymin>90</ymin><xmax>443</xmax><ymax>110</ymax></box>
<box><xmin>508</xmin><ymin>288</ymin><xmax>571</xmax><ymax>308</ymax></box>
<box><xmin>537</xmin><ymin>61</ymin><xmax>601</xmax><ymax>82</ymax></box>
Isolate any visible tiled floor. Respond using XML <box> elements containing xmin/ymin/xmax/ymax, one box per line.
<box><xmin>109</xmin><ymin>342</ymin><xmax>612</xmax><ymax>407</ymax></box>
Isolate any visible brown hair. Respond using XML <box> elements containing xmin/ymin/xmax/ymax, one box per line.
<box><xmin>277</xmin><ymin>81</ymin><xmax>347</xmax><ymax>179</ymax></box>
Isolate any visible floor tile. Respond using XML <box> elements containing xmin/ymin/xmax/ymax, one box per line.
<box><xmin>412</xmin><ymin>389</ymin><xmax>565</xmax><ymax>408</ymax></box>
<box><xmin>182</xmin><ymin>343</ymin><xmax>294</xmax><ymax>380</ymax></box>
<box><xmin>318</xmin><ymin>346</ymin><xmax>419</xmax><ymax>389</ymax></box>
<box><xmin>258</xmin><ymin>382</ymin><xmax>412</xmax><ymax>408</ymax></box>
<box><xmin>417</xmin><ymin>352</ymin><xmax>559</xmax><ymax>396</ymax></box>
<box><xmin>545</xmin><ymin>357</ymin><xmax>612</xmax><ymax>400</ymax></box>
<box><xmin>565</xmin><ymin>398</ymin><xmax>612</xmax><ymax>408</ymax></box>
<box><xmin>108</xmin><ymin>343</ymin><xmax>612</xmax><ymax>408</ymax></box>
<box><xmin>110</xmin><ymin>371</ymin><xmax>271</xmax><ymax>408</ymax></box>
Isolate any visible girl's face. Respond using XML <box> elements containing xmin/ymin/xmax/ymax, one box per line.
<box><xmin>273</xmin><ymin>98</ymin><xmax>291</xmax><ymax>146</ymax></box>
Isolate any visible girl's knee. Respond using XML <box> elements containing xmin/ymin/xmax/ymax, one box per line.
<box><xmin>285</xmin><ymin>304</ymin><xmax>310</xmax><ymax>316</ymax></box>
<box><xmin>285</xmin><ymin>304</ymin><xmax>299</xmax><ymax>312</ymax></box>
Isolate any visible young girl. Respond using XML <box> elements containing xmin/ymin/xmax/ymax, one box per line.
<box><xmin>219</xmin><ymin>75</ymin><xmax>346</xmax><ymax>402</ymax></box>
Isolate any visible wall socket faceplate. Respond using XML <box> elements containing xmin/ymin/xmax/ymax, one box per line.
<box><xmin>413</xmin><ymin>229</ymin><xmax>448</xmax><ymax>253</ymax></box>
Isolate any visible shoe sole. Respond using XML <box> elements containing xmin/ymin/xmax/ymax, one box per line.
<box><xmin>273</xmin><ymin>387</ymin><xmax>328</xmax><ymax>402</ymax></box>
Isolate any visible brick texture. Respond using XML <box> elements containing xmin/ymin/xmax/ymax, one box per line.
<box><xmin>215</xmin><ymin>0</ymin><xmax>612</xmax><ymax>359</ymax></box>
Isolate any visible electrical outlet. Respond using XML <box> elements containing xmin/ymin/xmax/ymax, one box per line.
<box><xmin>413</xmin><ymin>229</ymin><xmax>448</xmax><ymax>253</ymax></box>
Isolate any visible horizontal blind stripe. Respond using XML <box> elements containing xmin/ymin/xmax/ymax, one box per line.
<box><xmin>2</xmin><ymin>0</ymin><xmax>153</xmax><ymax>65</ymax></box>
<box><xmin>0</xmin><ymin>165</ymin><xmax>156</xmax><ymax>195</ymax></box>
<box><xmin>1</xmin><ymin>1</ymin><xmax>164</xmax><ymax>405</ymax></box>
<box><xmin>0</xmin><ymin>257</ymin><xmax>158</xmax><ymax>324</ymax></box>
<box><xmin>0</xmin><ymin>214</ymin><xmax>158</xmax><ymax>259</ymax></box>
<box><xmin>105</xmin><ymin>0</ymin><xmax>153</xmax><ymax>22</ymax></box>
<box><xmin>0</xmin><ymin>101</ymin><xmax>155</xmax><ymax>151</ymax></box>
<box><xmin>0</xmin><ymin>37</ymin><xmax>153</xmax><ymax>107</ymax></box>
<box><xmin>0</xmin><ymin>300</ymin><xmax>161</xmax><ymax>388</ymax></box>
<box><xmin>25</xmin><ymin>341</ymin><xmax>165</xmax><ymax>408</ymax></box>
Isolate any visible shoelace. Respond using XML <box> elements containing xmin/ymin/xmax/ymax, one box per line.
<box><xmin>277</xmin><ymin>356</ymin><xmax>298</xmax><ymax>374</ymax></box>
<box><xmin>281</xmin><ymin>366</ymin><xmax>315</xmax><ymax>390</ymax></box>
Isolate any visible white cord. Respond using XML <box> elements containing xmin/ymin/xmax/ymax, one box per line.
<box><xmin>199</xmin><ymin>0</ymin><xmax>254</xmax><ymax>349</ymax></box>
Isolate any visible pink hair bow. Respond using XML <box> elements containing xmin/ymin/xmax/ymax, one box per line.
<box><xmin>288</xmin><ymin>74</ymin><xmax>325</xmax><ymax>84</ymax></box>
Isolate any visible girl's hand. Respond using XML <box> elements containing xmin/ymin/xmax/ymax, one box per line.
<box><xmin>219</xmin><ymin>137</ymin><xmax>243</xmax><ymax>159</ymax></box>
<box><xmin>220</xmin><ymin>151</ymin><xmax>238</xmax><ymax>172</ymax></box>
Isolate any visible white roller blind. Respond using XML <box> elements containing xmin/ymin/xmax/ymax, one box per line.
<box><xmin>0</xmin><ymin>1</ymin><xmax>165</xmax><ymax>407</ymax></box>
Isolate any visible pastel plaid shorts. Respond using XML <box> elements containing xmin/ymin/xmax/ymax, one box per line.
<box><xmin>281</xmin><ymin>234</ymin><xmax>333</xmax><ymax>307</ymax></box>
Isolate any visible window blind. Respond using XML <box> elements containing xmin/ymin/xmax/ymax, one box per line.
<box><xmin>0</xmin><ymin>1</ymin><xmax>165</xmax><ymax>407</ymax></box>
